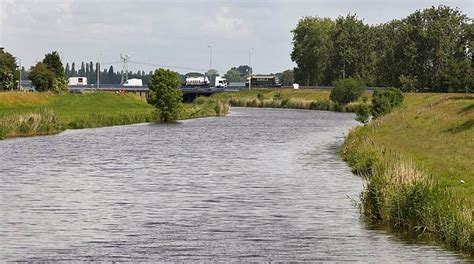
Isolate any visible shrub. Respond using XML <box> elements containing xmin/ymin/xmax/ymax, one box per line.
<box><xmin>330</xmin><ymin>77</ymin><xmax>365</xmax><ymax>105</ymax></box>
<box><xmin>399</xmin><ymin>75</ymin><xmax>418</xmax><ymax>92</ymax></box>
<box><xmin>371</xmin><ymin>87</ymin><xmax>404</xmax><ymax>118</ymax></box>
<box><xmin>355</xmin><ymin>104</ymin><xmax>371</xmax><ymax>124</ymax></box>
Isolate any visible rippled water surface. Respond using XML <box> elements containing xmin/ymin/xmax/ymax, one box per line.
<box><xmin>0</xmin><ymin>108</ymin><xmax>466</xmax><ymax>262</ymax></box>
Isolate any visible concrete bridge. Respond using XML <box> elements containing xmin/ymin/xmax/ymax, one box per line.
<box><xmin>68</xmin><ymin>85</ymin><xmax>228</xmax><ymax>102</ymax></box>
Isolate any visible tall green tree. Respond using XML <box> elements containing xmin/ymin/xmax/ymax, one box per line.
<box><xmin>79</xmin><ymin>62</ymin><xmax>86</xmax><ymax>77</ymax></box>
<box><xmin>71</xmin><ymin>62</ymin><xmax>77</xmax><ymax>77</ymax></box>
<box><xmin>148</xmin><ymin>68</ymin><xmax>183</xmax><ymax>122</ymax></box>
<box><xmin>43</xmin><ymin>51</ymin><xmax>65</xmax><ymax>78</ymax></box>
<box><xmin>224</xmin><ymin>69</ymin><xmax>246</xmax><ymax>82</ymax></box>
<box><xmin>65</xmin><ymin>63</ymin><xmax>70</xmax><ymax>77</ymax></box>
<box><xmin>0</xmin><ymin>48</ymin><xmax>18</xmax><ymax>90</ymax></box>
<box><xmin>29</xmin><ymin>62</ymin><xmax>55</xmax><ymax>92</ymax></box>
<box><xmin>329</xmin><ymin>14</ymin><xmax>373</xmax><ymax>81</ymax></box>
<box><xmin>291</xmin><ymin>17</ymin><xmax>335</xmax><ymax>86</ymax></box>
<box><xmin>279</xmin><ymin>69</ymin><xmax>294</xmax><ymax>86</ymax></box>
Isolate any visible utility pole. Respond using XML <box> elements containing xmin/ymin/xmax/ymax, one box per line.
<box><xmin>120</xmin><ymin>54</ymin><xmax>130</xmax><ymax>84</ymax></box>
<box><xmin>248</xmin><ymin>48</ymin><xmax>253</xmax><ymax>90</ymax></box>
<box><xmin>97</xmin><ymin>53</ymin><xmax>101</xmax><ymax>90</ymax></box>
<box><xmin>208</xmin><ymin>45</ymin><xmax>212</xmax><ymax>70</ymax></box>
<box><xmin>208</xmin><ymin>45</ymin><xmax>212</xmax><ymax>86</ymax></box>
<box><xmin>17</xmin><ymin>58</ymin><xmax>21</xmax><ymax>91</ymax></box>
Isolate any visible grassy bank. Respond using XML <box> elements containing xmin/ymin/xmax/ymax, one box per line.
<box><xmin>341</xmin><ymin>93</ymin><xmax>473</xmax><ymax>254</ymax></box>
<box><xmin>211</xmin><ymin>88</ymin><xmax>366</xmax><ymax>112</ymax></box>
<box><xmin>0</xmin><ymin>92</ymin><xmax>228</xmax><ymax>139</ymax></box>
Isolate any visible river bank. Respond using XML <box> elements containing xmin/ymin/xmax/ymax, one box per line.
<box><xmin>0</xmin><ymin>92</ymin><xmax>228</xmax><ymax>139</ymax></box>
<box><xmin>341</xmin><ymin>93</ymin><xmax>473</xmax><ymax>255</ymax></box>
<box><xmin>211</xmin><ymin>88</ymin><xmax>365</xmax><ymax>112</ymax></box>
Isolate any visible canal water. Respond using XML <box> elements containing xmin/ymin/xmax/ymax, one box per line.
<box><xmin>0</xmin><ymin>108</ymin><xmax>466</xmax><ymax>262</ymax></box>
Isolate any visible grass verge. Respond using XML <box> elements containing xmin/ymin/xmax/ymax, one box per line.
<box><xmin>0</xmin><ymin>92</ymin><xmax>229</xmax><ymax>139</ymax></box>
<box><xmin>341</xmin><ymin>93</ymin><xmax>473</xmax><ymax>255</ymax></box>
<box><xmin>211</xmin><ymin>88</ymin><xmax>365</xmax><ymax>112</ymax></box>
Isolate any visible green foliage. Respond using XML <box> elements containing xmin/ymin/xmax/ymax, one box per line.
<box><xmin>329</xmin><ymin>77</ymin><xmax>365</xmax><ymax>105</ymax></box>
<box><xmin>278</xmin><ymin>69</ymin><xmax>294</xmax><ymax>86</ymax></box>
<box><xmin>206</xmin><ymin>69</ymin><xmax>219</xmax><ymax>86</ymax></box>
<box><xmin>43</xmin><ymin>51</ymin><xmax>65</xmax><ymax>78</ymax></box>
<box><xmin>28</xmin><ymin>63</ymin><xmax>56</xmax><ymax>92</ymax></box>
<box><xmin>291</xmin><ymin>17</ymin><xmax>335</xmax><ymax>86</ymax></box>
<box><xmin>224</xmin><ymin>69</ymin><xmax>246</xmax><ymax>82</ymax></box>
<box><xmin>399</xmin><ymin>75</ymin><xmax>418</xmax><ymax>92</ymax></box>
<box><xmin>371</xmin><ymin>88</ymin><xmax>404</xmax><ymax>118</ymax></box>
<box><xmin>148</xmin><ymin>68</ymin><xmax>183</xmax><ymax>122</ymax></box>
<box><xmin>28</xmin><ymin>51</ymin><xmax>67</xmax><ymax>92</ymax></box>
<box><xmin>0</xmin><ymin>48</ymin><xmax>18</xmax><ymax>91</ymax></box>
<box><xmin>291</xmin><ymin>6</ymin><xmax>472</xmax><ymax>92</ymax></box>
<box><xmin>355</xmin><ymin>104</ymin><xmax>371</xmax><ymax>124</ymax></box>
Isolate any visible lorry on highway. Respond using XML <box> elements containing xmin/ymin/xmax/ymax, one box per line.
<box><xmin>246</xmin><ymin>75</ymin><xmax>281</xmax><ymax>88</ymax></box>
<box><xmin>184</xmin><ymin>76</ymin><xmax>210</xmax><ymax>87</ymax></box>
<box><xmin>123</xmin><ymin>78</ymin><xmax>143</xmax><ymax>87</ymax></box>
<box><xmin>214</xmin><ymin>76</ymin><xmax>227</xmax><ymax>88</ymax></box>
<box><xmin>68</xmin><ymin>77</ymin><xmax>87</xmax><ymax>86</ymax></box>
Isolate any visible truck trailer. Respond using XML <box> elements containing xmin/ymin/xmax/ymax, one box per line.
<box><xmin>68</xmin><ymin>77</ymin><xmax>87</xmax><ymax>86</ymax></box>
<box><xmin>123</xmin><ymin>78</ymin><xmax>143</xmax><ymax>87</ymax></box>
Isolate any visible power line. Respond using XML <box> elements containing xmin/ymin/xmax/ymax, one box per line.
<box><xmin>120</xmin><ymin>54</ymin><xmax>130</xmax><ymax>84</ymax></box>
<box><xmin>129</xmin><ymin>60</ymin><xmax>225</xmax><ymax>73</ymax></box>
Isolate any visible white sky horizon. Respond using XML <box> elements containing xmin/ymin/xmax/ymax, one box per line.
<box><xmin>1</xmin><ymin>0</ymin><xmax>472</xmax><ymax>75</ymax></box>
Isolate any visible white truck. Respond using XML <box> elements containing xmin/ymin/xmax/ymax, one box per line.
<box><xmin>185</xmin><ymin>76</ymin><xmax>209</xmax><ymax>87</ymax></box>
<box><xmin>68</xmin><ymin>77</ymin><xmax>87</xmax><ymax>86</ymax></box>
<box><xmin>123</xmin><ymin>78</ymin><xmax>143</xmax><ymax>87</ymax></box>
<box><xmin>215</xmin><ymin>76</ymin><xmax>227</xmax><ymax>88</ymax></box>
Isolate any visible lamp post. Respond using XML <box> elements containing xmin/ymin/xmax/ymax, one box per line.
<box><xmin>208</xmin><ymin>45</ymin><xmax>212</xmax><ymax>70</ymax></box>
<box><xmin>208</xmin><ymin>45</ymin><xmax>213</xmax><ymax>86</ymax></box>
<box><xmin>97</xmin><ymin>53</ymin><xmax>101</xmax><ymax>90</ymax></box>
<box><xmin>17</xmin><ymin>57</ymin><xmax>21</xmax><ymax>91</ymax></box>
<box><xmin>248</xmin><ymin>48</ymin><xmax>253</xmax><ymax>90</ymax></box>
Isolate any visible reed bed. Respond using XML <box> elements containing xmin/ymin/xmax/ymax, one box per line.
<box><xmin>0</xmin><ymin>109</ymin><xmax>63</xmax><ymax>139</ymax></box>
<box><xmin>342</xmin><ymin>122</ymin><xmax>473</xmax><ymax>254</ymax></box>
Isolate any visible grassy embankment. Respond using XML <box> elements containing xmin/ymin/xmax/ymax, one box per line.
<box><xmin>341</xmin><ymin>93</ymin><xmax>473</xmax><ymax>254</ymax></box>
<box><xmin>211</xmin><ymin>88</ymin><xmax>367</xmax><ymax>112</ymax></box>
<box><xmin>0</xmin><ymin>92</ymin><xmax>228</xmax><ymax>139</ymax></box>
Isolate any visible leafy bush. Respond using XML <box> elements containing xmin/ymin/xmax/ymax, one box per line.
<box><xmin>399</xmin><ymin>75</ymin><xmax>418</xmax><ymax>92</ymax></box>
<box><xmin>355</xmin><ymin>104</ymin><xmax>371</xmax><ymax>124</ymax></box>
<box><xmin>371</xmin><ymin>87</ymin><xmax>404</xmax><ymax>118</ymax></box>
<box><xmin>330</xmin><ymin>77</ymin><xmax>365</xmax><ymax>105</ymax></box>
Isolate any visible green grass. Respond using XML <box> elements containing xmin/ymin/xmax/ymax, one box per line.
<box><xmin>0</xmin><ymin>91</ymin><xmax>229</xmax><ymax>139</ymax></box>
<box><xmin>211</xmin><ymin>88</ymin><xmax>367</xmax><ymax>112</ymax></box>
<box><xmin>341</xmin><ymin>93</ymin><xmax>474</xmax><ymax>254</ymax></box>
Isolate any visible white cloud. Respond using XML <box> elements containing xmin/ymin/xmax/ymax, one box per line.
<box><xmin>202</xmin><ymin>7</ymin><xmax>251</xmax><ymax>39</ymax></box>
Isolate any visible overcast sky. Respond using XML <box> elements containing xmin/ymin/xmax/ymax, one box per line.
<box><xmin>1</xmin><ymin>0</ymin><xmax>473</xmax><ymax>75</ymax></box>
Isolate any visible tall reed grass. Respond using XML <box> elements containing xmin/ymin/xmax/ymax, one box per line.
<box><xmin>342</xmin><ymin>125</ymin><xmax>473</xmax><ymax>254</ymax></box>
<box><xmin>183</xmin><ymin>97</ymin><xmax>229</xmax><ymax>119</ymax></box>
<box><xmin>0</xmin><ymin>109</ymin><xmax>64</xmax><ymax>139</ymax></box>
<box><xmin>222</xmin><ymin>97</ymin><xmax>361</xmax><ymax>112</ymax></box>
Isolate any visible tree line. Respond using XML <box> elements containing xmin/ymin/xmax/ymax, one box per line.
<box><xmin>64</xmin><ymin>62</ymin><xmax>154</xmax><ymax>85</ymax></box>
<box><xmin>291</xmin><ymin>5</ymin><xmax>473</xmax><ymax>92</ymax></box>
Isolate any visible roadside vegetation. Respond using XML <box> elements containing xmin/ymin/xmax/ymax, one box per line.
<box><xmin>342</xmin><ymin>93</ymin><xmax>474</xmax><ymax>254</ymax></box>
<box><xmin>291</xmin><ymin>6</ymin><xmax>472</xmax><ymax>92</ymax></box>
<box><xmin>0</xmin><ymin>91</ymin><xmax>228</xmax><ymax>139</ymax></box>
<box><xmin>211</xmin><ymin>87</ymin><xmax>368</xmax><ymax>112</ymax></box>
